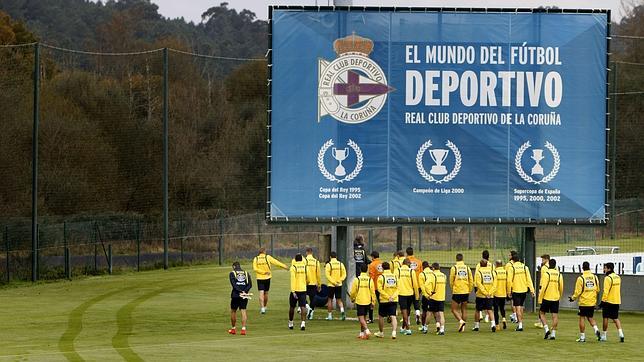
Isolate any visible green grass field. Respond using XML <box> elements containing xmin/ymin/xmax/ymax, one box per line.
<box><xmin>1</xmin><ymin>263</ymin><xmax>641</xmax><ymax>361</ymax></box>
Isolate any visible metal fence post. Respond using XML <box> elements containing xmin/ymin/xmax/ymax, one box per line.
<box><xmin>136</xmin><ymin>221</ymin><xmax>141</xmax><ymax>272</ymax></box>
<box><xmin>218</xmin><ymin>216</ymin><xmax>224</xmax><ymax>266</ymax></box>
<box><xmin>163</xmin><ymin>47</ymin><xmax>169</xmax><ymax>269</ymax></box>
<box><xmin>4</xmin><ymin>226</ymin><xmax>9</xmax><ymax>283</ymax></box>
<box><xmin>93</xmin><ymin>222</ymin><xmax>98</xmax><ymax>272</ymax></box>
<box><xmin>257</xmin><ymin>211</ymin><xmax>262</xmax><ymax>248</ymax></box>
<box><xmin>63</xmin><ymin>222</ymin><xmax>69</xmax><ymax>279</ymax></box>
<box><xmin>368</xmin><ymin>228</ymin><xmax>373</xmax><ymax>253</ymax></box>
<box><xmin>468</xmin><ymin>225</ymin><xmax>472</xmax><ymax>250</ymax></box>
<box><xmin>270</xmin><ymin>234</ymin><xmax>274</xmax><ymax>255</ymax></box>
<box><xmin>296</xmin><ymin>225</ymin><xmax>300</xmax><ymax>253</ymax></box>
<box><xmin>108</xmin><ymin>244</ymin><xmax>112</xmax><ymax>275</ymax></box>
<box><xmin>417</xmin><ymin>226</ymin><xmax>422</xmax><ymax>252</ymax></box>
<box><xmin>31</xmin><ymin>42</ymin><xmax>40</xmax><ymax>282</ymax></box>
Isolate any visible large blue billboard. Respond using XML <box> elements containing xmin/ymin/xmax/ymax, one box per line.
<box><xmin>268</xmin><ymin>8</ymin><xmax>608</xmax><ymax>224</ymax></box>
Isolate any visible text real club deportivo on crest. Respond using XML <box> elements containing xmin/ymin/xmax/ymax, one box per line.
<box><xmin>318</xmin><ymin>33</ymin><xmax>394</xmax><ymax>124</ymax></box>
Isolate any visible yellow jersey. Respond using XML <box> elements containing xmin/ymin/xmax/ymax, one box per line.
<box><xmin>391</xmin><ymin>256</ymin><xmax>404</xmax><ymax>274</ymax></box>
<box><xmin>538</xmin><ymin>268</ymin><xmax>563</xmax><ymax>303</ymax></box>
<box><xmin>418</xmin><ymin>267</ymin><xmax>433</xmax><ymax>298</ymax></box>
<box><xmin>450</xmin><ymin>261</ymin><xmax>473</xmax><ymax>295</ymax></box>
<box><xmin>349</xmin><ymin>273</ymin><xmax>377</xmax><ymax>306</ymax></box>
<box><xmin>290</xmin><ymin>260</ymin><xmax>308</xmax><ymax>292</ymax></box>
<box><xmin>325</xmin><ymin>258</ymin><xmax>346</xmax><ymax>287</ymax></box>
<box><xmin>493</xmin><ymin>268</ymin><xmax>508</xmax><ymax>298</ymax></box>
<box><xmin>507</xmin><ymin>261</ymin><xmax>534</xmax><ymax>294</ymax></box>
<box><xmin>475</xmin><ymin>265</ymin><xmax>496</xmax><ymax>298</ymax></box>
<box><xmin>426</xmin><ymin>270</ymin><xmax>447</xmax><ymax>302</ymax></box>
<box><xmin>252</xmin><ymin>253</ymin><xmax>287</xmax><ymax>280</ymax></box>
<box><xmin>305</xmin><ymin>255</ymin><xmax>321</xmax><ymax>287</ymax></box>
<box><xmin>377</xmin><ymin>271</ymin><xmax>399</xmax><ymax>303</ymax></box>
<box><xmin>571</xmin><ymin>270</ymin><xmax>600</xmax><ymax>307</ymax></box>
<box><xmin>396</xmin><ymin>265</ymin><xmax>419</xmax><ymax>299</ymax></box>
<box><xmin>601</xmin><ymin>273</ymin><xmax>621</xmax><ymax>305</ymax></box>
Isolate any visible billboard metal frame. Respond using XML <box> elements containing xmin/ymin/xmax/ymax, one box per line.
<box><xmin>266</xmin><ymin>6</ymin><xmax>610</xmax><ymax>226</ymax></box>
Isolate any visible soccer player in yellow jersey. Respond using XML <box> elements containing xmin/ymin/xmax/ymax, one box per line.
<box><xmin>253</xmin><ymin>247</ymin><xmax>288</xmax><ymax>314</ymax></box>
<box><xmin>418</xmin><ymin>261</ymin><xmax>433</xmax><ymax>333</ymax></box>
<box><xmin>375</xmin><ymin>262</ymin><xmax>399</xmax><ymax>339</ymax></box>
<box><xmin>405</xmin><ymin>247</ymin><xmax>423</xmax><ymax>325</ymax></box>
<box><xmin>493</xmin><ymin>260</ymin><xmax>508</xmax><ymax>330</ymax></box>
<box><xmin>349</xmin><ymin>263</ymin><xmax>377</xmax><ymax>339</ymax></box>
<box><xmin>289</xmin><ymin>254</ymin><xmax>308</xmax><ymax>331</ymax></box>
<box><xmin>507</xmin><ymin>254</ymin><xmax>535</xmax><ymax>331</ymax></box>
<box><xmin>473</xmin><ymin>259</ymin><xmax>497</xmax><ymax>332</ymax></box>
<box><xmin>368</xmin><ymin>251</ymin><xmax>383</xmax><ymax>323</ymax></box>
<box><xmin>569</xmin><ymin>261</ymin><xmax>601</xmax><ymax>342</ymax></box>
<box><xmin>600</xmin><ymin>262</ymin><xmax>624</xmax><ymax>342</ymax></box>
<box><xmin>325</xmin><ymin>251</ymin><xmax>347</xmax><ymax>320</ymax></box>
<box><xmin>450</xmin><ymin>253</ymin><xmax>473</xmax><ymax>332</ymax></box>
<box><xmin>506</xmin><ymin>250</ymin><xmax>518</xmax><ymax>323</ymax></box>
<box><xmin>474</xmin><ymin>250</ymin><xmax>493</xmax><ymax>323</ymax></box>
<box><xmin>304</xmin><ymin>248</ymin><xmax>321</xmax><ymax>320</ymax></box>
<box><xmin>535</xmin><ymin>254</ymin><xmax>550</xmax><ymax>329</ymax></box>
<box><xmin>427</xmin><ymin>262</ymin><xmax>447</xmax><ymax>335</ymax></box>
<box><xmin>391</xmin><ymin>251</ymin><xmax>405</xmax><ymax>274</ymax></box>
<box><xmin>539</xmin><ymin>259</ymin><xmax>563</xmax><ymax>340</ymax></box>
<box><xmin>396</xmin><ymin>259</ymin><xmax>419</xmax><ymax>335</ymax></box>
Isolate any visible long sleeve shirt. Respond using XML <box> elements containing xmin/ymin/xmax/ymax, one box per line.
<box><xmin>325</xmin><ymin>258</ymin><xmax>346</xmax><ymax>287</ymax></box>
<box><xmin>253</xmin><ymin>253</ymin><xmax>287</xmax><ymax>280</ymax></box>
<box><xmin>230</xmin><ymin>269</ymin><xmax>252</xmax><ymax>298</ymax></box>
<box><xmin>571</xmin><ymin>270</ymin><xmax>600</xmax><ymax>307</ymax></box>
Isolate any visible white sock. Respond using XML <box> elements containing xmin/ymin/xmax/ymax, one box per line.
<box><xmin>474</xmin><ymin>322</ymin><xmax>480</xmax><ymax>328</ymax></box>
<box><xmin>618</xmin><ymin>329</ymin><xmax>624</xmax><ymax>338</ymax></box>
<box><xmin>580</xmin><ymin>332</ymin><xmax>585</xmax><ymax>340</ymax></box>
<box><xmin>440</xmin><ymin>325</ymin><xmax>445</xmax><ymax>332</ymax></box>
<box><xmin>288</xmin><ymin>320</ymin><xmax>293</xmax><ymax>327</ymax></box>
<box><xmin>340</xmin><ymin>307</ymin><xmax>345</xmax><ymax>313</ymax></box>
<box><xmin>602</xmin><ymin>331</ymin><xmax>607</xmax><ymax>338</ymax></box>
<box><xmin>365</xmin><ymin>328</ymin><xmax>371</xmax><ymax>335</ymax></box>
<box><xmin>359</xmin><ymin>331</ymin><xmax>364</xmax><ymax>337</ymax></box>
<box><xmin>241</xmin><ymin>326</ymin><xmax>246</xmax><ymax>330</ymax></box>
<box><xmin>544</xmin><ymin>325</ymin><xmax>549</xmax><ymax>333</ymax></box>
<box><xmin>415</xmin><ymin>309</ymin><xmax>421</xmax><ymax>317</ymax></box>
<box><xmin>260</xmin><ymin>307</ymin><xmax>266</xmax><ymax>312</ymax></box>
<box><xmin>491</xmin><ymin>321</ymin><xmax>496</xmax><ymax>327</ymax></box>
<box><xmin>301</xmin><ymin>321</ymin><xmax>305</xmax><ymax>327</ymax></box>
<box><xmin>551</xmin><ymin>330</ymin><xmax>556</xmax><ymax>337</ymax></box>
<box><xmin>436</xmin><ymin>322</ymin><xmax>440</xmax><ymax>328</ymax></box>
<box><xmin>518</xmin><ymin>322</ymin><xmax>523</xmax><ymax>329</ymax></box>
<box><xmin>593</xmin><ymin>325</ymin><xmax>599</xmax><ymax>332</ymax></box>
<box><xmin>459</xmin><ymin>319</ymin><xmax>465</xmax><ymax>324</ymax></box>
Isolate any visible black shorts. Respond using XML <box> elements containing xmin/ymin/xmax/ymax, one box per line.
<box><xmin>452</xmin><ymin>293</ymin><xmax>469</xmax><ymax>304</ymax></box>
<box><xmin>356</xmin><ymin>304</ymin><xmax>370</xmax><ymax>317</ymax></box>
<box><xmin>602</xmin><ymin>302</ymin><xmax>619</xmax><ymax>320</ymax></box>
<box><xmin>578</xmin><ymin>306</ymin><xmax>595</xmax><ymax>318</ymax></box>
<box><xmin>512</xmin><ymin>292</ymin><xmax>527</xmax><ymax>307</ymax></box>
<box><xmin>413</xmin><ymin>294</ymin><xmax>421</xmax><ymax>310</ymax></box>
<box><xmin>539</xmin><ymin>300</ymin><xmax>559</xmax><ymax>313</ymax></box>
<box><xmin>475</xmin><ymin>297</ymin><xmax>493</xmax><ymax>311</ymax></box>
<box><xmin>378</xmin><ymin>302</ymin><xmax>397</xmax><ymax>317</ymax></box>
<box><xmin>257</xmin><ymin>279</ymin><xmax>271</xmax><ymax>291</ymax></box>
<box><xmin>399</xmin><ymin>295</ymin><xmax>414</xmax><ymax>310</ymax></box>
<box><xmin>327</xmin><ymin>285</ymin><xmax>342</xmax><ymax>300</ymax></box>
<box><xmin>289</xmin><ymin>291</ymin><xmax>307</xmax><ymax>308</ymax></box>
<box><xmin>230</xmin><ymin>297</ymin><xmax>248</xmax><ymax>311</ymax></box>
<box><xmin>428</xmin><ymin>299</ymin><xmax>445</xmax><ymax>312</ymax></box>
<box><xmin>421</xmin><ymin>296</ymin><xmax>431</xmax><ymax>312</ymax></box>
<box><xmin>306</xmin><ymin>285</ymin><xmax>318</xmax><ymax>299</ymax></box>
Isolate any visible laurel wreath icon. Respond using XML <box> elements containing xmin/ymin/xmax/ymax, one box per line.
<box><xmin>317</xmin><ymin>139</ymin><xmax>363</xmax><ymax>183</ymax></box>
<box><xmin>416</xmin><ymin>139</ymin><xmax>462</xmax><ymax>184</ymax></box>
<box><xmin>514</xmin><ymin>141</ymin><xmax>560</xmax><ymax>184</ymax></box>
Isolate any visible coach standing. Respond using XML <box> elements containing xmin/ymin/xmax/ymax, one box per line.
<box><xmin>253</xmin><ymin>247</ymin><xmax>288</xmax><ymax>314</ymax></box>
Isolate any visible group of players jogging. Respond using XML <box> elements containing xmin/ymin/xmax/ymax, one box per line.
<box><xmin>228</xmin><ymin>235</ymin><xmax>624</xmax><ymax>343</ymax></box>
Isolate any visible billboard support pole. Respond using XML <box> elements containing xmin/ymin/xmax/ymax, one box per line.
<box><xmin>610</xmin><ymin>62</ymin><xmax>617</xmax><ymax>239</ymax></box>
<box><xmin>523</xmin><ymin>227</ymin><xmax>536</xmax><ymax>313</ymax></box>
<box><xmin>334</xmin><ymin>225</ymin><xmax>352</xmax><ymax>307</ymax></box>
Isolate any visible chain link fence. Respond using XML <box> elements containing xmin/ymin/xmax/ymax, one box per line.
<box><xmin>0</xmin><ymin>38</ymin><xmax>642</xmax><ymax>283</ymax></box>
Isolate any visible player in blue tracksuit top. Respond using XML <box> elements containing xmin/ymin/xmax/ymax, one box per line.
<box><xmin>229</xmin><ymin>261</ymin><xmax>253</xmax><ymax>335</ymax></box>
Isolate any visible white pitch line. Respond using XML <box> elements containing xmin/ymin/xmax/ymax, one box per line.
<box><xmin>0</xmin><ymin>330</ymin><xmax>350</xmax><ymax>359</ymax></box>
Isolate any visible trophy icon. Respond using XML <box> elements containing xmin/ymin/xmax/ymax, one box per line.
<box><xmin>332</xmin><ymin>147</ymin><xmax>349</xmax><ymax>177</ymax></box>
<box><xmin>531</xmin><ymin>149</ymin><xmax>544</xmax><ymax>176</ymax></box>
<box><xmin>429</xmin><ymin>149</ymin><xmax>449</xmax><ymax>175</ymax></box>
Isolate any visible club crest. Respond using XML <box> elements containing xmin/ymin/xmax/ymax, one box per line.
<box><xmin>318</xmin><ymin>33</ymin><xmax>394</xmax><ymax>124</ymax></box>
